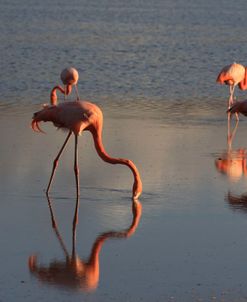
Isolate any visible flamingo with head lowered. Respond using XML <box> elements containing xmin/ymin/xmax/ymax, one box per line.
<box><xmin>31</xmin><ymin>68</ymin><xmax>142</xmax><ymax>199</ymax></box>
<box><xmin>50</xmin><ymin>67</ymin><xmax>80</xmax><ymax>105</ymax></box>
<box><xmin>217</xmin><ymin>62</ymin><xmax>247</xmax><ymax>110</ymax></box>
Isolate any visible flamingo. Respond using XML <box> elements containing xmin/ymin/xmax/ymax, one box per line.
<box><xmin>31</xmin><ymin>100</ymin><xmax>142</xmax><ymax>199</ymax></box>
<box><xmin>216</xmin><ymin>62</ymin><xmax>247</xmax><ymax>110</ymax></box>
<box><xmin>50</xmin><ymin>67</ymin><xmax>79</xmax><ymax>105</ymax></box>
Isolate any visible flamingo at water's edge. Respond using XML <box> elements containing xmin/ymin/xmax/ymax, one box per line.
<box><xmin>31</xmin><ymin>68</ymin><xmax>142</xmax><ymax>199</ymax></box>
<box><xmin>216</xmin><ymin>62</ymin><xmax>247</xmax><ymax>116</ymax></box>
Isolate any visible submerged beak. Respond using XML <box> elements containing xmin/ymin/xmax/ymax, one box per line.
<box><xmin>31</xmin><ymin>119</ymin><xmax>45</xmax><ymax>134</ymax></box>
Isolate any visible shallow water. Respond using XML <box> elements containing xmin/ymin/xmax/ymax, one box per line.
<box><xmin>3</xmin><ymin>105</ymin><xmax>247</xmax><ymax>302</ymax></box>
<box><xmin>2</xmin><ymin>0</ymin><xmax>247</xmax><ymax>301</ymax></box>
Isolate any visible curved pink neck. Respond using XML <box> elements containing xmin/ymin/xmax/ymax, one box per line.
<box><xmin>91</xmin><ymin>128</ymin><xmax>142</xmax><ymax>198</ymax></box>
<box><xmin>50</xmin><ymin>85</ymin><xmax>72</xmax><ymax>105</ymax></box>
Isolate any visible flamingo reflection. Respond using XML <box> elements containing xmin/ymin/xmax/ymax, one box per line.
<box><xmin>28</xmin><ymin>196</ymin><xmax>142</xmax><ymax>292</ymax></box>
<box><xmin>215</xmin><ymin>119</ymin><xmax>247</xmax><ymax>181</ymax></box>
<box><xmin>227</xmin><ymin>191</ymin><xmax>247</xmax><ymax>213</ymax></box>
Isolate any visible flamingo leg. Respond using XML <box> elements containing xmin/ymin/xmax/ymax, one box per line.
<box><xmin>72</xmin><ymin>135</ymin><xmax>80</xmax><ymax>250</ymax></box>
<box><xmin>229</xmin><ymin>85</ymin><xmax>234</xmax><ymax>108</ymax></box>
<box><xmin>229</xmin><ymin>85</ymin><xmax>239</xmax><ymax>121</ymax></box>
<box><xmin>64</xmin><ymin>85</ymin><xmax>66</xmax><ymax>101</ymax></box>
<box><xmin>74</xmin><ymin>134</ymin><xmax>80</xmax><ymax>198</ymax></box>
<box><xmin>72</xmin><ymin>194</ymin><xmax>79</xmax><ymax>258</ymax></box>
<box><xmin>46</xmin><ymin>131</ymin><xmax>72</xmax><ymax>195</ymax></box>
<box><xmin>227</xmin><ymin>112</ymin><xmax>231</xmax><ymax>148</ymax></box>
<box><xmin>75</xmin><ymin>84</ymin><xmax>80</xmax><ymax>101</ymax></box>
<box><xmin>46</xmin><ymin>195</ymin><xmax>70</xmax><ymax>258</ymax></box>
<box><xmin>227</xmin><ymin>115</ymin><xmax>239</xmax><ymax>151</ymax></box>
<box><xmin>235</xmin><ymin>112</ymin><xmax>239</xmax><ymax>121</ymax></box>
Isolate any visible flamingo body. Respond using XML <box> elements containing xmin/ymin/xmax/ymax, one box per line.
<box><xmin>216</xmin><ymin>62</ymin><xmax>247</xmax><ymax>113</ymax></box>
<box><xmin>216</xmin><ymin>62</ymin><xmax>245</xmax><ymax>86</ymax></box>
<box><xmin>32</xmin><ymin>101</ymin><xmax>142</xmax><ymax>199</ymax></box>
<box><xmin>33</xmin><ymin>101</ymin><xmax>101</xmax><ymax>135</ymax></box>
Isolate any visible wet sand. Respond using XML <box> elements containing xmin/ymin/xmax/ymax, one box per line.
<box><xmin>2</xmin><ymin>101</ymin><xmax>247</xmax><ymax>301</ymax></box>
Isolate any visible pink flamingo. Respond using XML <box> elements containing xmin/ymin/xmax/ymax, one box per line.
<box><xmin>216</xmin><ymin>62</ymin><xmax>247</xmax><ymax>110</ymax></box>
<box><xmin>50</xmin><ymin>67</ymin><xmax>79</xmax><ymax>105</ymax></box>
<box><xmin>31</xmin><ymin>70</ymin><xmax>142</xmax><ymax>199</ymax></box>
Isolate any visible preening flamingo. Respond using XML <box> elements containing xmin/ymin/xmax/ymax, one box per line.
<box><xmin>216</xmin><ymin>62</ymin><xmax>247</xmax><ymax>109</ymax></box>
<box><xmin>50</xmin><ymin>67</ymin><xmax>79</xmax><ymax>105</ymax></box>
<box><xmin>31</xmin><ymin>76</ymin><xmax>142</xmax><ymax>199</ymax></box>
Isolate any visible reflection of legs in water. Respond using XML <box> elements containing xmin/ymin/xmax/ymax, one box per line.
<box><xmin>72</xmin><ymin>195</ymin><xmax>79</xmax><ymax>258</ymax></box>
<box><xmin>46</xmin><ymin>195</ymin><xmax>70</xmax><ymax>258</ymax></box>
<box><xmin>46</xmin><ymin>195</ymin><xmax>142</xmax><ymax>259</ymax></box>
<box><xmin>46</xmin><ymin>194</ymin><xmax>80</xmax><ymax>259</ymax></box>
<box><xmin>29</xmin><ymin>196</ymin><xmax>143</xmax><ymax>292</ymax></box>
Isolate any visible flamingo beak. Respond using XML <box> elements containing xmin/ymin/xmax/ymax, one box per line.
<box><xmin>31</xmin><ymin>119</ymin><xmax>45</xmax><ymax>134</ymax></box>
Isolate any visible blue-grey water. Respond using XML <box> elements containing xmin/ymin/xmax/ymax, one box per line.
<box><xmin>2</xmin><ymin>1</ymin><xmax>247</xmax><ymax>301</ymax></box>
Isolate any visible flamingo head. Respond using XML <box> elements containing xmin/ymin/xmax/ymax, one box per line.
<box><xmin>60</xmin><ymin>67</ymin><xmax>79</xmax><ymax>85</ymax></box>
<box><xmin>216</xmin><ymin>72</ymin><xmax>234</xmax><ymax>85</ymax></box>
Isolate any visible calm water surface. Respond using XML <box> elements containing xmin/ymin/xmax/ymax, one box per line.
<box><xmin>2</xmin><ymin>0</ymin><xmax>247</xmax><ymax>301</ymax></box>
